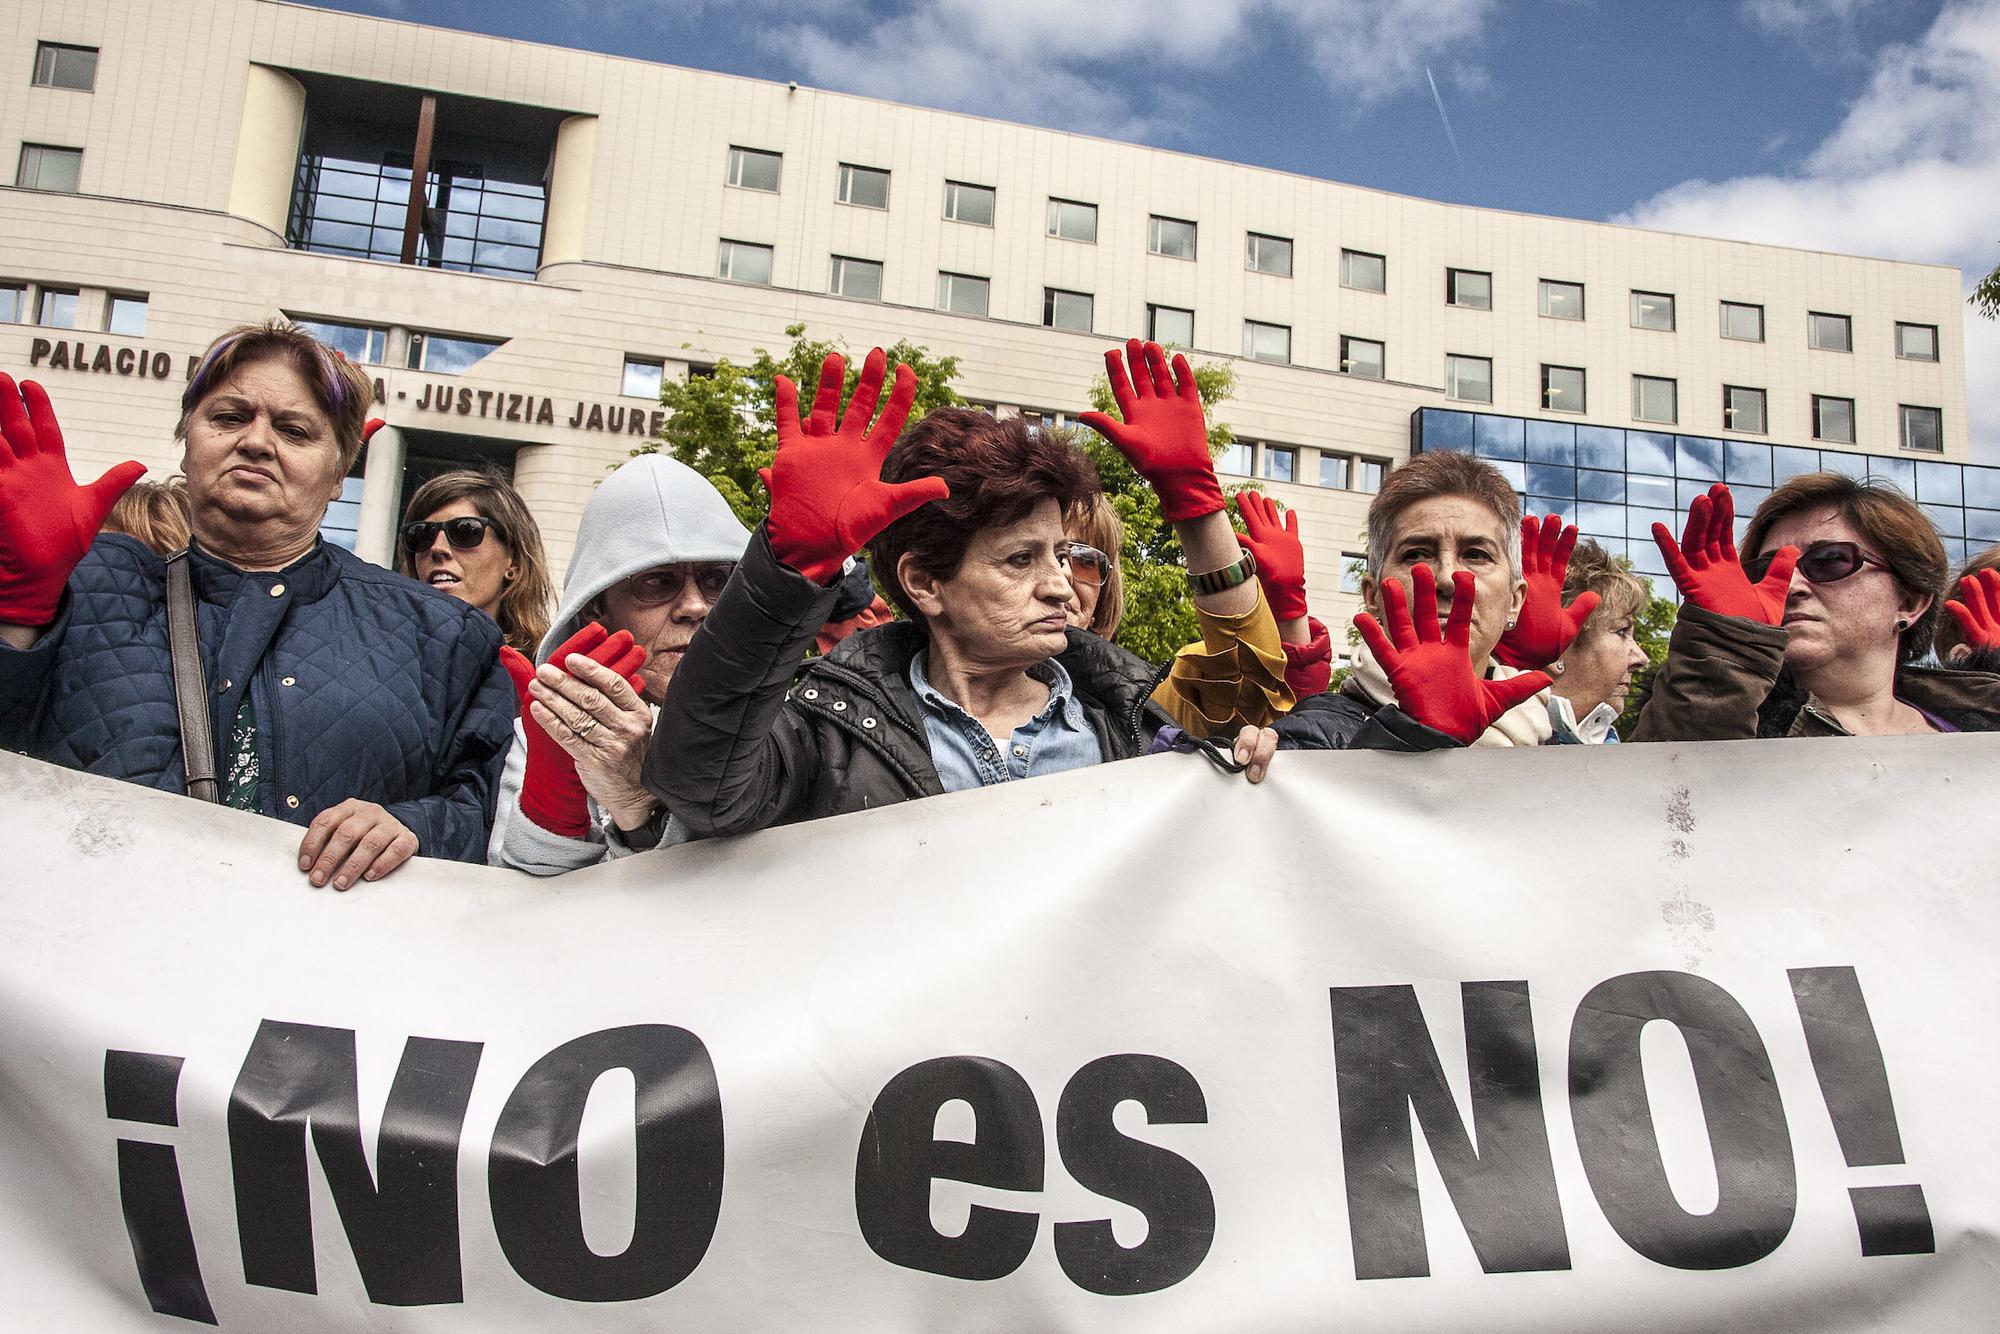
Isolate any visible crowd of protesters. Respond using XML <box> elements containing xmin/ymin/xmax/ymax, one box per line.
<box><xmin>1</xmin><ymin>321</ymin><xmax>1996</xmax><ymax>886</ymax></box>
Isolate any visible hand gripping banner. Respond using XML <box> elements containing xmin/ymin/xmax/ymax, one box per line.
<box><xmin>0</xmin><ymin>737</ymin><xmax>1994</xmax><ymax>1330</ymax></box>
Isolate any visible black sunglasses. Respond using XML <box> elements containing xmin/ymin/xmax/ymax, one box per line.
<box><xmin>622</xmin><ymin>564</ymin><xmax>736</xmax><ymax>605</ymax></box>
<box><xmin>1746</xmin><ymin>540</ymin><xmax>1891</xmax><ymax>586</ymax></box>
<box><xmin>402</xmin><ymin>516</ymin><xmax>496</xmax><ymax>554</ymax></box>
<box><xmin>1059</xmin><ymin>541</ymin><xmax>1114</xmax><ymax>588</ymax></box>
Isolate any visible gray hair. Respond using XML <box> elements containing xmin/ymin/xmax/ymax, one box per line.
<box><xmin>1364</xmin><ymin>451</ymin><xmax>1523</xmax><ymax>579</ymax></box>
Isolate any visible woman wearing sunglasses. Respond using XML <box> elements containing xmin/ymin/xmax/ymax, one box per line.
<box><xmin>489</xmin><ymin>453</ymin><xmax>749</xmax><ymax>875</ymax></box>
<box><xmin>398</xmin><ymin>468</ymin><xmax>553</xmax><ymax>656</ymax></box>
<box><xmin>1634</xmin><ymin>474</ymin><xmax>2000</xmax><ymax>740</ymax></box>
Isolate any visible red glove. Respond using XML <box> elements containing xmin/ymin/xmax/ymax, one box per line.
<box><xmin>1494</xmin><ymin>514</ymin><xmax>1600</xmax><ymax>669</ymax></box>
<box><xmin>1283</xmin><ymin>615</ymin><xmax>1334</xmax><ymax>699</ymax></box>
<box><xmin>0</xmin><ymin>374</ymin><xmax>145</xmax><ymax>626</ymax></box>
<box><xmin>1945</xmin><ymin>569</ymin><xmax>2000</xmax><ymax>649</ymax></box>
<box><xmin>1355</xmin><ymin>564</ymin><xmax>1552</xmax><ymax>745</ymax></box>
<box><xmin>500</xmin><ymin>624</ymin><xmax>647</xmax><ymax>838</ymax></box>
<box><xmin>760</xmin><ymin>349</ymin><xmax>944</xmax><ymax>585</ymax></box>
<box><xmin>362</xmin><ymin>418</ymin><xmax>387</xmax><ymax>444</ymax></box>
<box><xmin>1651</xmin><ymin>483</ymin><xmax>1797</xmax><ymax>626</ymax></box>
<box><xmin>1235</xmin><ymin>490</ymin><xmax>1309</xmax><ymax>622</ymax></box>
<box><xmin>1078</xmin><ymin>340</ymin><xmax>1226</xmax><ymax>523</ymax></box>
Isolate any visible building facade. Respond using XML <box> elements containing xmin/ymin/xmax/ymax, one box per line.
<box><xmin>3</xmin><ymin>0</ymin><xmax>1985</xmax><ymax>645</ymax></box>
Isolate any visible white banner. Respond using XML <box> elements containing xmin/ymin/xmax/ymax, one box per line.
<box><xmin>0</xmin><ymin>737</ymin><xmax>1995</xmax><ymax>1331</ymax></box>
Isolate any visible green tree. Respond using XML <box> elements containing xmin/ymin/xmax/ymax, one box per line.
<box><xmin>1073</xmin><ymin>360</ymin><xmax>1238</xmax><ymax>663</ymax></box>
<box><xmin>1972</xmin><ymin>256</ymin><xmax>2000</xmax><ymax>320</ymax></box>
<box><xmin>635</xmin><ymin>323</ymin><xmax>964</xmax><ymax>529</ymax></box>
<box><xmin>1617</xmin><ymin>568</ymin><xmax>1678</xmax><ymax>737</ymax></box>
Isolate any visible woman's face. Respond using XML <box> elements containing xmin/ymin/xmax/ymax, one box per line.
<box><xmin>181</xmin><ymin>356</ymin><xmax>346</xmax><ymax>538</ymax></box>
<box><xmin>1554</xmin><ymin>602</ymin><xmax>1648</xmax><ymax>717</ymax></box>
<box><xmin>412</xmin><ymin>500</ymin><xmax>516</xmax><ymax>617</ymax></box>
<box><xmin>1363</xmin><ymin>494</ymin><xmax>1525</xmax><ymax>670</ymax></box>
<box><xmin>1757</xmin><ymin>508</ymin><xmax>1930</xmax><ymax>676</ymax></box>
<box><xmin>1063</xmin><ymin>528</ymin><xmax>1102</xmax><ymax>632</ymax></box>
<box><xmin>592</xmin><ymin>563</ymin><xmax>734</xmax><ymax>705</ymax></box>
<box><xmin>909</xmin><ymin>497</ymin><xmax>1074</xmax><ymax>670</ymax></box>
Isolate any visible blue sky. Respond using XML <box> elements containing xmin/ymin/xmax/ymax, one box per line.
<box><xmin>311</xmin><ymin>0</ymin><xmax>2000</xmax><ymax>457</ymax></box>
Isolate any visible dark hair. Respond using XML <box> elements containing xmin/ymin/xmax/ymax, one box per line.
<box><xmin>1366</xmin><ymin>451</ymin><xmax>1522</xmax><ymax>577</ymax></box>
<box><xmin>398</xmin><ymin>467</ymin><xmax>554</xmax><ymax>656</ymax></box>
<box><xmin>867</xmin><ymin>409</ymin><xmax>1102</xmax><ymax>627</ymax></box>
<box><xmin>178</xmin><ymin>321</ymin><xmax>374</xmax><ymax>472</ymax></box>
<box><xmin>1741</xmin><ymin>472</ymin><xmax>1946</xmax><ymax>665</ymax></box>
<box><xmin>1934</xmin><ymin>543</ymin><xmax>2000</xmax><ymax>663</ymax></box>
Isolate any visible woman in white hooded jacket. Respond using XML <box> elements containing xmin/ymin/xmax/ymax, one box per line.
<box><xmin>489</xmin><ymin>454</ymin><xmax>748</xmax><ymax>874</ymax></box>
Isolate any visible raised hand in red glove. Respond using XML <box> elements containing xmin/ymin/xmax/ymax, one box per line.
<box><xmin>1651</xmin><ymin>483</ymin><xmax>1797</xmax><ymax>626</ymax></box>
<box><xmin>1494</xmin><ymin>513</ymin><xmax>1600</xmax><ymax>669</ymax></box>
<box><xmin>760</xmin><ymin>349</ymin><xmax>945</xmax><ymax>585</ymax></box>
<box><xmin>1355</xmin><ymin>564</ymin><xmax>1553</xmax><ymax>745</ymax></box>
<box><xmin>1078</xmin><ymin>340</ymin><xmax>1226</xmax><ymax>523</ymax></box>
<box><xmin>0</xmin><ymin>373</ymin><xmax>145</xmax><ymax>626</ymax></box>
<box><xmin>500</xmin><ymin>623</ymin><xmax>647</xmax><ymax>838</ymax></box>
<box><xmin>1945</xmin><ymin>568</ymin><xmax>2000</xmax><ymax>650</ymax></box>
<box><xmin>1235</xmin><ymin>490</ymin><xmax>1309</xmax><ymax>623</ymax></box>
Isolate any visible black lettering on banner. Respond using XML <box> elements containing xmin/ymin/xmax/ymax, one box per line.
<box><xmin>1329</xmin><ymin>982</ymin><xmax>1570</xmax><ymax>1280</ymax></box>
<box><xmin>855</xmin><ymin>1056</ymin><xmax>1044</xmax><ymax>1280</ymax></box>
<box><xmin>227</xmin><ymin>1021</ymin><xmax>484</xmax><ymax>1305</ymax></box>
<box><xmin>1787</xmin><ymin>966</ymin><xmax>1934</xmax><ymax>1256</ymax></box>
<box><xmin>1569</xmin><ymin>971</ymin><xmax>1796</xmax><ymax>1269</ymax></box>
<box><xmin>106</xmin><ymin>1050</ymin><xmax>218</xmax><ymax>1324</ymax></box>
<box><xmin>1053</xmin><ymin>1054</ymin><xmax>1215</xmax><ymax>1295</ymax></box>
<box><xmin>488</xmin><ymin>1025</ymin><xmax>724</xmax><ymax>1301</ymax></box>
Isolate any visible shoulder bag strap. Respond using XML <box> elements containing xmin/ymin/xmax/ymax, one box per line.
<box><xmin>165</xmin><ymin>549</ymin><xmax>220</xmax><ymax>803</ymax></box>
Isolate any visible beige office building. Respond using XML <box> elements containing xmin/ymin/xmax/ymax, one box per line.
<box><xmin>4</xmin><ymin>0</ymin><xmax>1988</xmax><ymax>642</ymax></box>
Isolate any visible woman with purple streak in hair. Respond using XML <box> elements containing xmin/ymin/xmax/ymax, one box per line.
<box><xmin>0</xmin><ymin>322</ymin><xmax>516</xmax><ymax>889</ymax></box>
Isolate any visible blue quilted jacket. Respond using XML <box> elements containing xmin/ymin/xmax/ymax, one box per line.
<box><xmin>0</xmin><ymin>535</ymin><xmax>515</xmax><ymax>863</ymax></box>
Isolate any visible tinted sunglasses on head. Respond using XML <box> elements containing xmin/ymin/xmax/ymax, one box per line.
<box><xmin>1059</xmin><ymin>542</ymin><xmax>1113</xmax><ymax>588</ymax></box>
<box><xmin>1746</xmin><ymin>540</ymin><xmax>1889</xmax><ymax>586</ymax></box>
<box><xmin>623</xmin><ymin>563</ymin><xmax>736</xmax><ymax>605</ymax></box>
<box><xmin>402</xmin><ymin>516</ymin><xmax>496</xmax><ymax>554</ymax></box>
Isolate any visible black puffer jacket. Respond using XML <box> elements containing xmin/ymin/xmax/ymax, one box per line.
<box><xmin>646</xmin><ymin>528</ymin><xmax>1179</xmax><ymax>838</ymax></box>
<box><xmin>1271</xmin><ymin>683</ymin><xmax>1458</xmax><ymax>751</ymax></box>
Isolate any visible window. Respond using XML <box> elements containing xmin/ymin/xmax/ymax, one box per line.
<box><xmin>828</xmin><ymin>255</ymin><xmax>883</xmax><ymax>300</ymax></box>
<box><xmin>1147</xmin><ymin>304</ymin><xmax>1194</xmax><ymax>347</ymax></box>
<box><xmin>726</xmin><ymin>147</ymin><xmax>781</xmax><ymax>192</ymax></box>
<box><xmin>1896</xmin><ymin>322</ymin><xmax>1938</xmax><ymax>361</ymax></box>
<box><xmin>1447</xmin><ymin>268</ymin><xmax>1491</xmax><ymax>309</ymax></box>
<box><xmin>836</xmin><ymin>163</ymin><xmax>889</xmax><ymax>209</ymax></box>
<box><xmin>1320</xmin><ymin>453</ymin><xmax>1384</xmax><ymax>492</ymax></box>
<box><xmin>1352</xmin><ymin>458</ymin><xmax>1385</xmax><ymax>493</ymax></box>
<box><xmin>1720</xmin><ymin>301</ymin><xmax>1765</xmax><ymax>341</ymax></box>
<box><xmin>1899</xmin><ymin>405</ymin><xmax>1942</xmax><ymax>454</ymax></box>
<box><xmin>37</xmin><ymin>288</ymin><xmax>78</xmax><ymax>328</ymax></box>
<box><xmin>1340</xmin><ymin>555</ymin><xmax>1366</xmax><ymax>595</ymax></box>
<box><xmin>1216</xmin><ymin>442</ymin><xmax>1253</xmax><ymax>475</ymax></box>
<box><xmin>1340</xmin><ymin>336</ymin><xmax>1384</xmax><ymax>379</ymax></box>
<box><xmin>1633</xmin><ymin>374</ymin><xmax>1677</xmax><ymax>424</ymax></box>
<box><xmin>1807</xmin><ymin>312</ymin><xmax>1851</xmax><ymax>352</ymax></box>
<box><xmin>1341</xmin><ymin>249</ymin><xmax>1386</xmax><ymax>293</ymax></box>
<box><xmin>291</xmin><ymin>317</ymin><xmax>386</xmax><ymax>364</ymax></box>
<box><xmin>1043</xmin><ymin>287</ymin><xmax>1093</xmax><ymax>332</ymax></box>
<box><xmin>1246</xmin><ymin>232</ymin><xmax>1293</xmax><ymax>277</ymax></box>
<box><xmin>1047</xmin><ymin>198</ymin><xmax>1097</xmax><ymax>243</ymax></box>
<box><xmin>0</xmin><ymin>284</ymin><xmax>23</xmax><ymax>323</ymax></box>
<box><xmin>1724</xmin><ymin>384</ymin><xmax>1768</xmax><ymax>434</ymax></box>
<box><xmin>622</xmin><ymin>357</ymin><xmax>664</xmax><ymax>399</ymax></box>
<box><xmin>1148</xmin><ymin>215</ymin><xmax>1196</xmax><ymax>260</ymax></box>
<box><xmin>1243</xmin><ymin>320</ymin><xmax>1291</xmax><ymax>364</ymax></box>
<box><xmin>105</xmin><ymin>293</ymin><xmax>147</xmax><ymax>336</ymax></box>
<box><xmin>16</xmin><ymin>144</ymin><xmax>81</xmax><ymax>192</ymax></box>
<box><xmin>1542</xmin><ymin>364</ymin><xmax>1585</xmax><ymax>413</ymax></box>
<box><xmin>717</xmin><ymin>239</ymin><xmax>773</xmax><ymax>284</ymax></box>
<box><xmin>1539</xmin><ymin>279</ymin><xmax>1584</xmax><ymax>320</ymax></box>
<box><xmin>407</xmin><ymin>332</ymin><xmax>501</xmax><ymax>374</ymax></box>
<box><xmin>32</xmin><ymin>42</ymin><xmax>97</xmax><ymax>91</ymax></box>
<box><xmin>1812</xmin><ymin>394</ymin><xmax>1855</xmax><ymax>444</ymax></box>
<box><xmin>937</xmin><ymin>271</ymin><xmax>989</xmax><ymax>317</ymax></box>
<box><xmin>943</xmin><ymin>180</ymin><xmax>994</xmax><ymax>226</ymax></box>
<box><xmin>1261</xmin><ymin>445</ymin><xmax>1296</xmax><ymax>483</ymax></box>
<box><xmin>1630</xmin><ymin>291</ymin><xmax>1675</xmax><ymax>332</ymax></box>
<box><xmin>1446</xmin><ymin>354</ymin><xmax>1491</xmax><ymax>403</ymax></box>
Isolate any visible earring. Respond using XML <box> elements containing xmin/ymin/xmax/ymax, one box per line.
<box><xmin>1505</xmin><ymin>618</ymin><xmax>1517</xmax><ymax>630</ymax></box>
<box><xmin>1895</xmin><ymin>618</ymin><xmax>1908</xmax><ymax>631</ymax></box>
<box><xmin>1549</xmin><ymin>659</ymin><xmax>1565</xmax><ymax>676</ymax></box>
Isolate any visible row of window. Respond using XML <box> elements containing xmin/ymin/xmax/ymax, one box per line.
<box><xmin>20</xmin><ymin>42</ymin><xmax>98</xmax><ymax>191</ymax></box>
<box><xmin>1438</xmin><ymin>353</ymin><xmax>1944</xmax><ymax>452</ymax></box>
<box><xmin>1514</xmin><ymin>279</ymin><xmax>1939</xmax><ymax>360</ymax></box>
<box><xmin>287</xmin><ymin>317</ymin><xmax>502</xmax><ymax>374</ymax></box>
<box><xmin>1215</xmin><ymin>441</ymin><xmax>1388</xmax><ymax>494</ymax></box>
<box><xmin>1</xmin><ymin>280</ymin><xmax>147</xmax><ymax>334</ymax></box>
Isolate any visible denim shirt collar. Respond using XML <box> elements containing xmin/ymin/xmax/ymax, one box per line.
<box><xmin>907</xmin><ymin>651</ymin><xmax>1086</xmax><ymax>731</ymax></box>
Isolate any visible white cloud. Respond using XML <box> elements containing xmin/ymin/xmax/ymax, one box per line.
<box><xmin>1618</xmin><ymin>0</ymin><xmax>2000</xmax><ymax>462</ymax></box>
<box><xmin>1741</xmin><ymin>0</ymin><xmax>1886</xmax><ymax>60</ymax></box>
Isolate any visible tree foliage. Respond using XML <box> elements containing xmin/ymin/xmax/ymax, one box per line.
<box><xmin>635</xmin><ymin>323</ymin><xmax>964</xmax><ymax>529</ymax></box>
<box><xmin>1073</xmin><ymin>360</ymin><xmax>1239</xmax><ymax>663</ymax></box>
<box><xmin>1972</xmin><ymin>256</ymin><xmax>2000</xmax><ymax>320</ymax></box>
<box><xmin>1617</xmin><ymin>572</ymin><xmax>1679</xmax><ymax>738</ymax></box>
